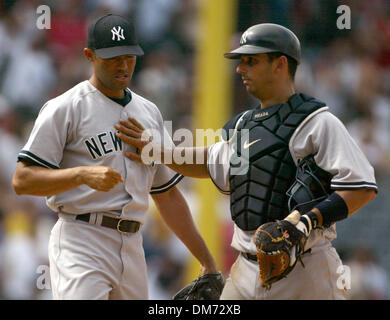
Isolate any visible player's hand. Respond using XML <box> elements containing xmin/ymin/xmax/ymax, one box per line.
<box><xmin>284</xmin><ymin>210</ymin><xmax>319</xmax><ymax>238</ymax></box>
<box><xmin>283</xmin><ymin>210</ymin><xmax>313</xmax><ymax>266</ymax></box>
<box><xmin>115</xmin><ymin>117</ymin><xmax>152</xmax><ymax>163</ymax></box>
<box><xmin>115</xmin><ymin>117</ymin><xmax>160</xmax><ymax>165</ymax></box>
<box><xmin>78</xmin><ymin>166</ymin><xmax>124</xmax><ymax>192</ymax></box>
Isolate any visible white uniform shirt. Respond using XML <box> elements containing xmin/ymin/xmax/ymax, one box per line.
<box><xmin>207</xmin><ymin>107</ymin><xmax>377</xmax><ymax>254</ymax></box>
<box><xmin>18</xmin><ymin>80</ymin><xmax>182</xmax><ymax>224</ymax></box>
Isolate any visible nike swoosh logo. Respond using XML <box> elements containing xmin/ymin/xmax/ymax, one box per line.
<box><xmin>243</xmin><ymin>138</ymin><xmax>261</xmax><ymax>149</ymax></box>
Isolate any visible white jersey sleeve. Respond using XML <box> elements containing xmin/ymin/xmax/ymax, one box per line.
<box><xmin>290</xmin><ymin>110</ymin><xmax>378</xmax><ymax>191</ymax></box>
<box><xmin>207</xmin><ymin>141</ymin><xmax>231</xmax><ymax>194</ymax></box>
<box><xmin>18</xmin><ymin>98</ymin><xmax>74</xmax><ymax>168</ymax></box>
<box><xmin>207</xmin><ymin>111</ymin><xmax>250</xmax><ymax>194</ymax></box>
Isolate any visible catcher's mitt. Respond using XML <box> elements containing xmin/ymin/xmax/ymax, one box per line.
<box><xmin>173</xmin><ymin>272</ymin><xmax>224</xmax><ymax>300</ymax></box>
<box><xmin>254</xmin><ymin>219</ymin><xmax>307</xmax><ymax>290</ymax></box>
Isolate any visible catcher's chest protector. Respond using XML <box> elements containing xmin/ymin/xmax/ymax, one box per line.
<box><xmin>229</xmin><ymin>93</ymin><xmax>326</xmax><ymax>231</ymax></box>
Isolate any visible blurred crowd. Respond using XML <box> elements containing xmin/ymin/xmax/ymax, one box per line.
<box><xmin>0</xmin><ymin>0</ymin><xmax>389</xmax><ymax>299</ymax></box>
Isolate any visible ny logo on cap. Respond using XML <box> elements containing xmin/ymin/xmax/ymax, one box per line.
<box><xmin>240</xmin><ymin>30</ymin><xmax>249</xmax><ymax>45</ymax></box>
<box><xmin>111</xmin><ymin>26</ymin><xmax>125</xmax><ymax>41</ymax></box>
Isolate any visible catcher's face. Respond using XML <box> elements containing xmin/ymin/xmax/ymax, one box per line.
<box><xmin>236</xmin><ymin>54</ymin><xmax>279</xmax><ymax>100</ymax></box>
<box><xmin>85</xmin><ymin>48</ymin><xmax>136</xmax><ymax>98</ymax></box>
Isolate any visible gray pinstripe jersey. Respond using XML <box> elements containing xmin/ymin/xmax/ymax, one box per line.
<box><xmin>18</xmin><ymin>81</ymin><xmax>182</xmax><ymax>224</ymax></box>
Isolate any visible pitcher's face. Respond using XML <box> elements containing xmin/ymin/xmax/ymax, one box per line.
<box><xmin>93</xmin><ymin>54</ymin><xmax>136</xmax><ymax>92</ymax></box>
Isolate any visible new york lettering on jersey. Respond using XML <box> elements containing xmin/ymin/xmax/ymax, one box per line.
<box><xmin>84</xmin><ymin>130</ymin><xmax>122</xmax><ymax>160</ymax></box>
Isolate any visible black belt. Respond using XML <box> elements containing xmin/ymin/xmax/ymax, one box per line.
<box><xmin>241</xmin><ymin>252</ymin><xmax>258</xmax><ymax>262</ymax></box>
<box><xmin>76</xmin><ymin>213</ymin><xmax>140</xmax><ymax>234</ymax></box>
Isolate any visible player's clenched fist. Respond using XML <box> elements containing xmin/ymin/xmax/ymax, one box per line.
<box><xmin>78</xmin><ymin>166</ymin><xmax>124</xmax><ymax>192</ymax></box>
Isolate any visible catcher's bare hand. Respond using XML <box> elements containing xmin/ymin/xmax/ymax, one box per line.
<box><xmin>115</xmin><ymin>117</ymin><xmax>152</xmax><ymax>163</ymax></box>
<box><xmin>78</xmin><ymin>166</ymin><xmax>123</xmax><ymax>192</ymax></box>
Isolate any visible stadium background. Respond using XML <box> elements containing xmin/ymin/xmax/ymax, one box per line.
<box><xmin>0</xmin><ymin>0</ymin><xmax>389</xmax><ymax>299</ymax></box>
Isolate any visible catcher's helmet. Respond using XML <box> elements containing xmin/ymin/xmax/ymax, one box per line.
<box><xmin>224</xmin><ymin>23</ymin><xmax>301</xmax><ymax>64</ymax></box>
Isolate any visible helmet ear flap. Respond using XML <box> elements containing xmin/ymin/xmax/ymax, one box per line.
<box><xmin>286</xmin><ymin>156</ymin><xmax>333</xmax><ymax>214</ymax></box>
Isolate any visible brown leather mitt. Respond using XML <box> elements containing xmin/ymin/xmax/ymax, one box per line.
<box><xmin>172</xmin><ymin>272</ymin><xmax>224</xmax><ymax>300</ymax></box>
<box><xmin>254</xmin><ymin>219</ymin><xmax>307</xmax><ymax>290</ymax></box>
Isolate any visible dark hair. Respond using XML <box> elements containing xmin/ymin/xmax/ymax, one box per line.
<box><xmin>266</xmin><ymin>52</ymin><xmax>298</xmax><ymax>80</ymax></box>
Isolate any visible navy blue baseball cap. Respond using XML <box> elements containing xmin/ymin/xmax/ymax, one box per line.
<box><xmin>87</xmin><ymin>14</ymin><xmax>144</xmax><ymax>59</ymax></box>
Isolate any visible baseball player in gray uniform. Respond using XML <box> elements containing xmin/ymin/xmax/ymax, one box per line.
<box><xmin>115</xmin><ymin>24</ymin><xmax>378</xmax><ymax>300</ymax></box>
<box><xmin>12</xmin><ymin>14</ymin><xmax>218</xmax><ymax>300</ymax></box>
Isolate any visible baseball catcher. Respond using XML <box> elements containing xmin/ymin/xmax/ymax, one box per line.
<box><xmin>173</xmin><ymin>272</ymin><xmax>224</xmax><ymax>300</ymax></box>
<box><xmin>254</xmin><ymin>157</ymin><xmax>332</xmax><ymax>290</ymax></box>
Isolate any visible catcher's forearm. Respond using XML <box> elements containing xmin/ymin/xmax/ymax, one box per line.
<box><xmin>160</xmin><ymin>146</ymin><xmax>209</xmax><ymax>178</ymax></box>
<box><xmin>117</xmin><ymin>120</ymin><xmax>211</xmax><ymax>178</ymax></box>
<box><xmin>291</xmin><ymin>189</ymin><xmax>376</xmax><ymax>234</ymax></box>
<box><xmin>314</xmin><ymin>190</ymin><xmax>375</xmax><ymax>224</ymax></box>
<box><xmin>334</xmin><ymin>189</ymin><xmax>376</xmax><ymax>215</ymax></box>
<box><xmin>313</xmin><ymin>189</ymin><xmax>375</xmax><ymax>227</ymax></box>
<box><xmin>125</xmin><ymin>145</ymin><xmax>209</xmax><ymax>178</ymax></box>
<box><xmin>152</xmin><ymin>186</ymin><xmax>218</xmax><ymax>273</ymax></box>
